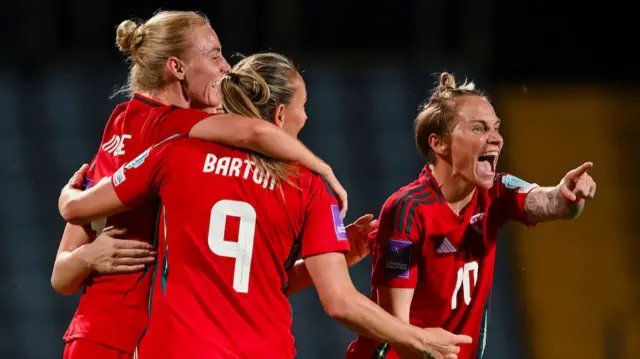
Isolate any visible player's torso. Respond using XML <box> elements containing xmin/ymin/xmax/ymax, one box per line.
<box><xmin>354</xmin><ymin>185</ymin><xmax>500</xmax><ymax>359</ymax></box>
<box><xmin>410</xmin><ymin>190</ymin><xmax>496</xmax><ymax>359</ymax></box>
<box><xmin>66</xmin><ymin>97</ymin><xmax>174</xmax><ymax>351</ymax></box>
<box><xmin>140</xmin><ymin>142</ymin><xmax>305</xmax><ymax>359</ymax></box>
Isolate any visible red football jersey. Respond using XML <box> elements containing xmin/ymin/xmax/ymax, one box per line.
<box><xmin>110</xmin><ymin>137</ymin><xmax>350</xmax><ymax>359</ymax></box>
<box><xmin>64</xmin><ymin>94</ymin><xmax>210</xmax><ymax>352</ymax></box>
<box><xmin>346</xmin><ymin>166</ymin><xmax>538</xmax><ymax>359</ymax></box>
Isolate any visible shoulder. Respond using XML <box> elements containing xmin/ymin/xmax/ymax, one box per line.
<box><xmin>160</xmin><ymin>107</ymin><xmax>210</xmax><ymax>121</ymax></box>
<box><xmin>101</xmin><ymin>103</ymin><xmax>128</xmax><ymax>133</ymax></box>
<box><xmin>384</xmin><ymin>180</ymin><xmax>441</xmax><ymax>216</ymax></box>
<box><xmin>290</xmin><ymin>167</ymin><xmax>324</xmax><ymax>192</ymax></box>
<box><xmin>380</xmin><ymin>180</ymin><xmax>441</xmax><ymax>234</ymax></box>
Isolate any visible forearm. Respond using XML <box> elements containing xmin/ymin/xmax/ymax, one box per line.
<box><xmin>248</xmin><ymin>122</ymin><xmax>332</xmax><ymax>176</ymax></box>
<box><xmin>51</xmin><ymin>246</ymin><xmax>92</xmax><ymax>295</ymax></box>
<box><xmin>524</xmin><ymin>186</ymin><xmax>585</xmax><ymax>223</ymax></box>
<box><xmin>190</xmin><ymin>116</ymin><xmax>332</xmax><ymax>176</ymax></box>
<box><xmin>328</xmin><ymin>288</ymin><xmax>421</xmax><ymax>347</ymax></box>
<box><xmin>286</xmin><ymin>254</ymin><xmax>365</xmax><ymax>296</ymax></box>
<box><xmin>59</xmin><ymin>181</ymin><xmax>128</xmax><ymax>225</ymax></box>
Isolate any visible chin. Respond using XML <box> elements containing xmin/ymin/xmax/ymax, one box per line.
<box><xmin>475</xmin><ymin>176</ymin><xmax>495</xmax><ymax>190</ymax></box>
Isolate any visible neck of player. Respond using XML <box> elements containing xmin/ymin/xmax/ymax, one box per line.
<box><xmin>430</xmin><ymin>162</ymin><xmax>475</xmax><ymax>215</ymax></box>
<box><xmin>140</xmin><ymin>82</ymin><xmax>190</xmax><ymax>108</ymax></box>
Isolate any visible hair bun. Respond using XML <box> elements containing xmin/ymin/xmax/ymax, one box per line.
<box><xmin>233</xmin><ymin>70</ymin><xmax>270</xmax><ymax>105</ymax></box>
<box><xmin>438</xmin><ymin>72</ymin><xmax>457</xmax><ymax>92</ymax></box>
<box><xmin>116</xmin><ymin>19</ymin><xmax>145</xmax><ymax>56</ymax></box>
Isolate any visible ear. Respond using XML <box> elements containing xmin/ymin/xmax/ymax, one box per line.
<box><xmin>166</xmin><ymin>56</ymin><xmax>186</xmax><ymax>81</ymax></box>
<box><xmin>273</xmin><ymin>104</ymin><xmax>286</xmax><ymax>128</ymax></box>
<box><xmin>428</xmin><ymin>133</ymin><xmax>449</xmax><ymax>157</ymax></box>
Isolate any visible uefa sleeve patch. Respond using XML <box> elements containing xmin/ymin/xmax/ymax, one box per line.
<box><xmin>112</xmin><ymin>167</ymin><xmax>126</xmax><ymax>186</ymax></box>
<box><xmin>125</xmin><ymin>148</ymin><xmax>151</xmax><ymax>169</ymax></box>
<box><xmin>501</xmin><ymin>174</ymin><xmax>531</xmax><ymax>190</ymax></box>
<box><xmin>385</xmin><ymin>239</ymin><xmax>412</xmax><ymax>278</ymax></box>
<box><xmin>330</xmin><ymin>205</ymin><xmax>348</xmax><ymax>241</ymax></box>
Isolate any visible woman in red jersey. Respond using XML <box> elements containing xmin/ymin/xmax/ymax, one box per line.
<box><xmin>50</xmin><ymin>11</ymin><xmax>348</xmax><ymax>359</ymax></box>
<box><xmin>345</xmin><ymin>73</ymin><xmax>597</xmax><ymax>359</ymax></box>
<box><xmin>58</xmin><ymin>53</ymin><xmax>472</xmax><ymax>359</ymax></box>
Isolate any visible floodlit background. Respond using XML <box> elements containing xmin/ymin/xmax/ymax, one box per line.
<box><xmin>0</xmin><ymin>1</ymin><xmax>637</xmax><ymax>358</ymax></box>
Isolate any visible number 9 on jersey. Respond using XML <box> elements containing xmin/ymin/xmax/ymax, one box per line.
<box><xmin>208</xmin><ymin>200</ymin><xmax>257</xmax><ymax>293</ymax></box>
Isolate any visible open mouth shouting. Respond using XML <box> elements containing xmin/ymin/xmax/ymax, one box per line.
<box><xmin>476</xmin><ymin>151</ymin><xmax>499</xmax><ymax>178</ymax></box>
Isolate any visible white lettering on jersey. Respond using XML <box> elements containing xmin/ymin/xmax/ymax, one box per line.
<box><xmin>202</xmin><ymin>154</ymin><xmax>276</xmax><ymax>191</ymax></box>
<box><xmin>451</xmin><ymin>261</ymin><xmax>479</xmax><ymax>310</ymax></box>
<box><xmin>203</xmin><ymin>153</ymin><xmax>217</xmax><ymax>173</ymax></box>
<box><xmin>102</xmin><ymin>134</ymin><xmax>132</xmax><ymax>156</ymax></box>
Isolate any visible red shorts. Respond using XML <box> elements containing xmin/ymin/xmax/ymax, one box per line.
<box><xmin>64</xmin><ymin>339</ymin><xmax>133</xmax><ymax>359</ymax></box>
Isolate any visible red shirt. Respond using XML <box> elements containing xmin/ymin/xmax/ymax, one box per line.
<box><xmin>63</xmin><ymin>94</ymin><xmax>210</xmax><ymax>352</ymax></box>
<box><xmin>110</xmin><ymin>137</ymin><xmax>350</xmax><ymax>359</ymax></box>
<box><xmin>346</xmin><ymin>166</ymin><xmax>538</xmax><ymax>359</ymax></box>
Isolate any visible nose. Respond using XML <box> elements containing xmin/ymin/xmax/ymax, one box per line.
<box><xmin>220</xmin><ymin>57</ymin><xmax>231</xmax><ymax>73</ymax></box>
<box><xmin>488</xmin><ymin>130</ymin><xmax>503</xmax><ymax>146</ymax></box>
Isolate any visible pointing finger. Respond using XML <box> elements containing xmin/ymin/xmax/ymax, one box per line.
<box><xmin>567</xmin><ymin>162</ymin><xmax>593</xmax><ymax>179</ymax></box>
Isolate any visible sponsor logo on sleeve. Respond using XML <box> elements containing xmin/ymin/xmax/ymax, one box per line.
<box><xmin>112</xmin><ymin>167</ymin><xmax>126</xmax><ymax>186</ymax></box>
<box><xmin>385</xmin><ymin>239</ymin><xmax>413</xmax><ymax>278</ymax></box>
<box><xmin>330</xmin><ymin>205</ymin><xmax>348</xmax><ymax>241</ymax></box>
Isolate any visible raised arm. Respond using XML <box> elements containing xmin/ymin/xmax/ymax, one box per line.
<box><xmin>189</xmin><ymin>115</ymin><xmax>347</xmax><ymax>216</ymax></box>
<box><xmin>524</xmin><ymin>162</ymin><xmax>596</xmax><ymax>224</ymax></box>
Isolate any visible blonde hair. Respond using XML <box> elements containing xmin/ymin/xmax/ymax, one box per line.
<box><xmin>115</xmin><ymin>11</ymin><xmax>209</xmax><ymax>96</ymax></box>
<box><xmin>219</xmin><ymin>53</ymin><xmax>299</xmax><ymax>186</ymax></box>
<box><xmin>414</xmin><ymin>72</ymin><xmax>486</xmax><ymax>163</ymax></box>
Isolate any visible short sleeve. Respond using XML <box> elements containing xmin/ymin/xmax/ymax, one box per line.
<box><xmin>111</xmin><ymin>138</ymin><xmax>176</xmax><ymax>208</ymax></box>
<box><xmin>150</xmin><ymin>107</ymin><xmax>210</xmax><ymax>143</ymax></box>
<box><xmin>491</xmin><ymin>173</ymin><xmax>539</xmax><ymax>226</ymax></box>
<box><xmin>300</xmin><ymin>175</ymin><xmax>350</xmax><ymax>258</ymax></box>
<box><xmin>371</xmin><ymin>200</ymin><xmax>424</xmax><ymax>289</ymax></box>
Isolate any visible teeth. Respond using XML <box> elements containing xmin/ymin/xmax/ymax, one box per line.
<box><xmin>480</xmin><ymin>151</ymin><xmax>499</xmax><ymax>157</ymax></box>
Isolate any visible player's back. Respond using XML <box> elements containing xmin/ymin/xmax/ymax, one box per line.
<box><xmin>137</xmin><ymin>138</ymin><xmax>346</xmax><ymax>359</ymax></box>
<box><xmin>66</xmin><ymin>94</ymin><xmax>209</xmax><ymax>352</ymax></box>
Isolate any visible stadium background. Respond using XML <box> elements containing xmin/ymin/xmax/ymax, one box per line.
<box><xmin>0</xmin><ymin>1</ymin><xmax>637</xmax><ymax>358</ymax></box>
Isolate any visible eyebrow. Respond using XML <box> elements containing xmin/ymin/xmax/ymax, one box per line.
<box><xmin>204</xmin><ymin>47</ymin><xmax>221</xmax><ymax>55</ymax></box>
<box><xmin>471</xmin><ymin>118</ymin><xmax>501</xmax><ymax>126</ymax></box>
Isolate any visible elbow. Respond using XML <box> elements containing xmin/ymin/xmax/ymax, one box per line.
<box><xmin>321</xmin><ymin>292</ymin><xmax>353</xmax><ymax>322</ymax></box>
<box><xmin>60</xmin><ymin>199</ymin><xmax>84</xmax><ymax>226</ymax></box>
<box><xmin>50</xmin><ymin>273</ymin><xmax>79</xmax><ymax>296</ymax></box>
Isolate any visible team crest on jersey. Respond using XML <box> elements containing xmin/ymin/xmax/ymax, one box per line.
<box><xmin>385</xmin><ymin>239</ymin><xmax>412</xmax><ymax>278</ymax></box>
<box><xmin>125</xmin><ymin>148</ymin><xmax>151</xmax><ymax>169</ymax></box>
<box><xmin>470</xmin><ymin>213</ymin><xmax>485</xmax><ymax>234</ymax></box>
<box><xmin>113</xmin><ymin>167</ymin><xmax>126</xmax><ymax>186</ymax></box>
<box><xmin>330</xmin><ymin>205</ymin><xmax>347</xmax><ymax>241</ymax></box>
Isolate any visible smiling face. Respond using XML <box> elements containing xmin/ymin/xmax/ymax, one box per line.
<box><xmin>180</xmin><ymin>24</ymin><xmax>231</xmax><ymax>109</ymax></box>
<box><xmin>447</xmin><ymin>95</ymin><xmax>503</xmax><ymax>189</ymax></box>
